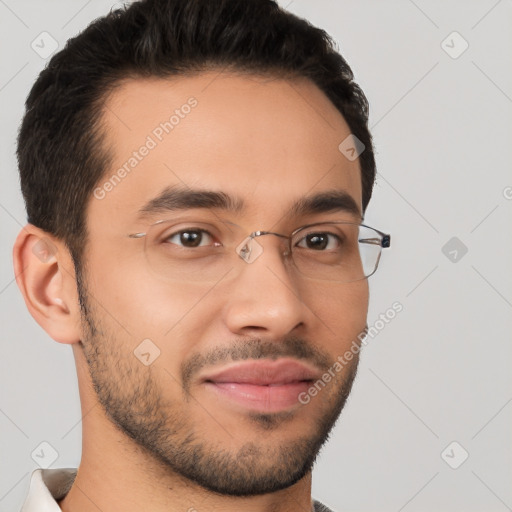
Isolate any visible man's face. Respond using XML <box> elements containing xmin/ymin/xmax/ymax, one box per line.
<box><xmin>78</xmin><ymin>72</ymin><xmax>368</xmax><ymax>495</ymax></box>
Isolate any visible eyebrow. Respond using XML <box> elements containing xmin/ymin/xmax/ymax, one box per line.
<box><xmin>137</xmin><ymin>186</ymin><xmax>244</xmax><ymax>219</ymax></box>
<box><xmin>290</xmin><ymin>190</ymin><xmax>362</xmax><ymax>220</ymax></box>
<box><xmin>137</xmin><ymin>185</ymin><xmax>362</xmax><ymax>221</ymax></box>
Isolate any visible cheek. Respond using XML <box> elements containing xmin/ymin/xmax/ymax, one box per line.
<box><xmin>85</xmin><ymin>263</ymin><xmax>221</xmax><ymax>388</ymax></box>
<box><xmin>85</xmin><ymin>248</ymin><xmax>218</xmax><ymax>347</ymax></box>
<box><xmin>308</xmin><ymin>280</ymin><xmax>369</xmax><ymax>342</ymax></box>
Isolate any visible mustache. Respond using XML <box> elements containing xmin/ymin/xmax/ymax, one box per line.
<box><xmin>181</xmin><ymin>337</ymin><xmax>332</xmax><ymax>391</ymax></box>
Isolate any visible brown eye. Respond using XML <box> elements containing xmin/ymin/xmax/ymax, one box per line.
<box><xmin>166</xmin><ymin>229</ymin><xmax>215</xmax><ymax>248</ymax></box>
<box><xmin>296</xmin><ymin>232</ymin><xmax>341</xmax><ymax>251</ymax></box>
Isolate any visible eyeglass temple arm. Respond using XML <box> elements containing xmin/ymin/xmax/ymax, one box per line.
<box><xmin>257</xmin><ymin>227</ymin><xmax>391</xmax><ymax>251</ymax></box>
<box><xmin>359</xmin><ymin>233</ymin><xmax>391</xmax><ymax>248</ymax></box>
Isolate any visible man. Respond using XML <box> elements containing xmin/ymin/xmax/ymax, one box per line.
<box><xmin>13</xmin><ymin>0</ymin><xmax>390</xmax><ymax>511</ymax></box>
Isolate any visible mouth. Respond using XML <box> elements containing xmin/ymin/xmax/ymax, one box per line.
<box><xmin>200</xmin><ymin>358</ymin><xmax>320</xmax><ymax>413</ymax></box>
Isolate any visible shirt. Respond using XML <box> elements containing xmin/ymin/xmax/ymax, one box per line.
<box><xmin>20</xmin><ymin>468</ymin><xmax>335</xmax><ymax>512</ymax></box>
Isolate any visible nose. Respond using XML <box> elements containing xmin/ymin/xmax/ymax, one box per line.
<box><xmin>221</xmin><ymin>233</ymin><xmax>311</xmax><ymax>338</ymax></box>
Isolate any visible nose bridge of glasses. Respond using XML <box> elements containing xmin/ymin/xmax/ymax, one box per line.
<box><xmin>235</xmin><ymin>230</ymin><xmax>290</xmax><ymax>264</ymax></box>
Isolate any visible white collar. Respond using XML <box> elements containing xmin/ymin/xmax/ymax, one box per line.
<box><xmin>21</xmin><ymin>468</ymin><xmax>77</xmax><ymax>512</ymax></box>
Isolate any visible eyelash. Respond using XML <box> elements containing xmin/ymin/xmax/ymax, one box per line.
<box><xmin>163</xmin><ymin>228</ymin><xmax>220</xmax><ymax>248</ymax></box>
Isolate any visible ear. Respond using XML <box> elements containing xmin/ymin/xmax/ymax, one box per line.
<box><xmin>13</xmin><ymin>225</ymin><xmax>82</xmax><ymax>344</ymax></box>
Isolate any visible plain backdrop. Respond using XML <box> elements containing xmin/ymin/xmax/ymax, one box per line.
<box><xmin>1</xmin><ymin>1</ymin><xmax>511</xmax><ymax>511</ymax></box>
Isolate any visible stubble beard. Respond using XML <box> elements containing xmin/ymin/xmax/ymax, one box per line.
<box><xmin>76</xmin><ymin>274</ymin><xmax>360</xmax><ymax>496</ymax></box>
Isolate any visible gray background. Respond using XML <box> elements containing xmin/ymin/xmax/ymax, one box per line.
<box><xmin>1</xmin><ymin>1</ymin><xmax>511</xmax><ymax>511</ymax></box>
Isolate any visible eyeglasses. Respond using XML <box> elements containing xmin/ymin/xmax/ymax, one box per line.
<box><xmin>128</xmin><ymin>217</ymin><xmax>391</xmax><ymax>284</ymax></box>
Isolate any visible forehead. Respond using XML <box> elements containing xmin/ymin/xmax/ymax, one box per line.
<box><xmin>90</xmin><ymin>72</ymin><xmax>362</xmax><ymax>230</ymax></box>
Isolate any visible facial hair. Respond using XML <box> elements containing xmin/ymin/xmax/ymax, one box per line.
<box><xmin>76</xmin><ymin>272</ymin><xmax>361</xmax><ymax>497</ymax></box>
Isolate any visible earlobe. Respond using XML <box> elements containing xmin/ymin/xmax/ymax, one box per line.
<box><xmin>13</xmin><ymin>225</ymin><xmax>81</xmax><ymax>344</ymax></box>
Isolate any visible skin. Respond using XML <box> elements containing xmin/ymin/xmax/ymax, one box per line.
<box><xmin>14</xmin><ymin>72</ymin><xmax>369</xmax><ymax>512</ymax></box>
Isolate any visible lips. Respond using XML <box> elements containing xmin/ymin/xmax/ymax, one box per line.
<box><xmin>201</xmin><ymin>358</ymin><xmax>320</xmax><ymax>385</ymax></box>
<box><xmin>200</xmin><ymin>358</ymin><xmax>321</xmax><ymax>412</ymax></box>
